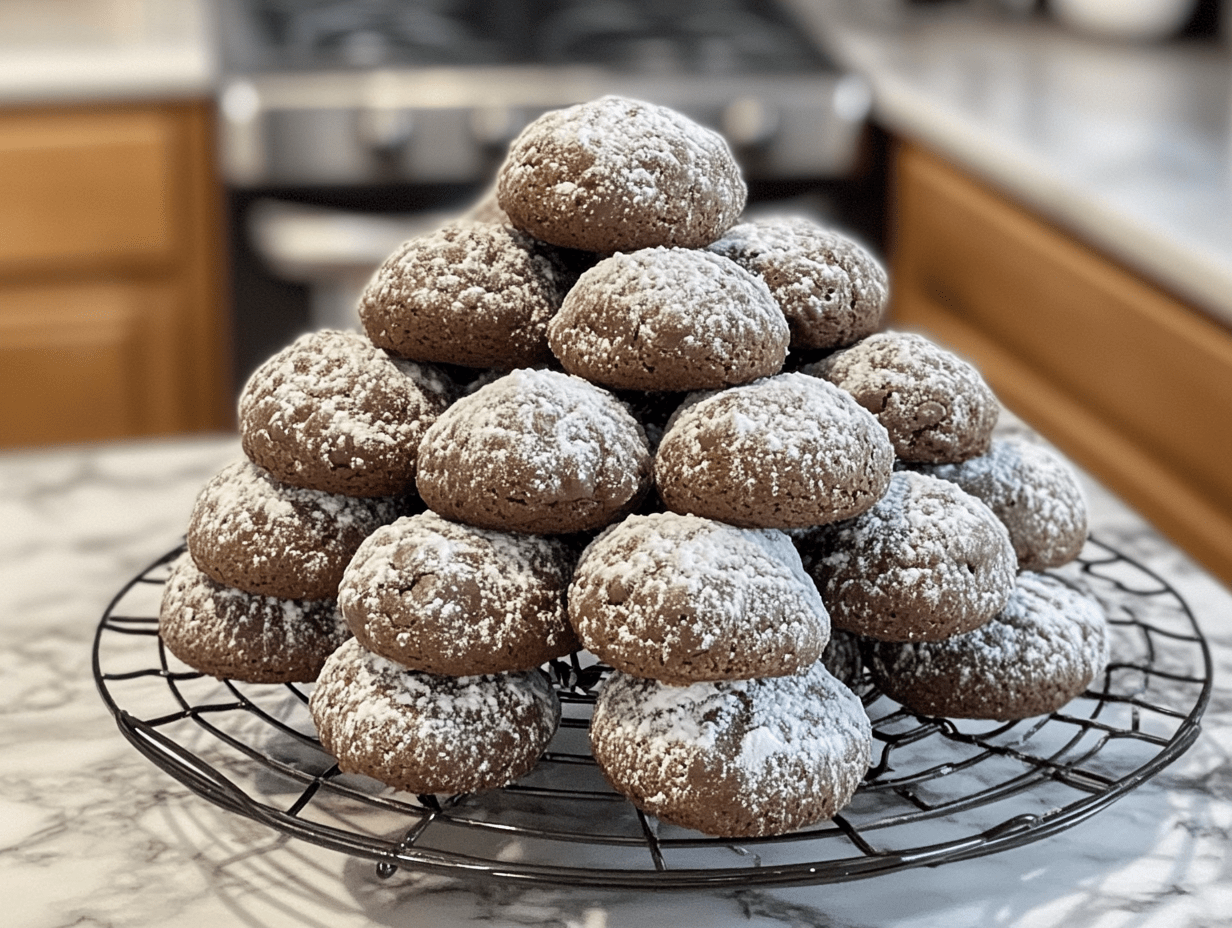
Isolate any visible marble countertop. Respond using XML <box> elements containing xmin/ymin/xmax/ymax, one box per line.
<box><xmin>0</xmin><ymin>0</ymin><xmax>215</xmax><ymax>104</ymax></box>
<box><xmin>1</xmin><ymin>430</ymin><xmax>1230</xmax><ymax>927</ymax></box>
<box><xmin>787</xmin><ymin>0</ymin><xmax>1232</xmax><ymax>330</ymax></box>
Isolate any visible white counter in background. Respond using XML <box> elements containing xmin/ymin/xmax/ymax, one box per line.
<box><xmin>1</xmin><ymin>431</ymin><xmax>1230</xmax><ymax>928</ymax></box>
<box><xmin>0</xmin><ymin>0</ymin><xmax>214</xmax><ymax>104</ymax></box>
<box><xmin>788</xmin><ymin>0</ymin><xmax>1232</xmax><ymax>331</ymax></box>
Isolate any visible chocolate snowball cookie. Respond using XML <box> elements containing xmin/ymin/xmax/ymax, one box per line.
<box><xmin>338</xmin><ymin>512</ymin><xmax>580</xmax><ymax>675</ymax></box>
<box><xmin>799</xmin><ymin>471</ymin><xmax>1017</xmax><ymax>642</ymax></box>
<box><xmin>822</xmin><ymin>628</ymin><xmax>865</xmax><ymax>690</ymax></box>
<box><xmin>311</xmin><ymin>639</ymin><xmax>560</xmax><ymax>796</ymax></box>
<box><xmin>239</xmin><ymin>329</ymin><xmax>454</xmax><ymax>497</ymax></box>
<box><xmin>865</xmin><ymin>572</ymin><xmax>1109</xmax><ymax>720</ymax></box>
<box><xmin>159</xmin><ymin>552</ymin><xmax>350</xmax><ymax>683</ymax></box>
<box><xmin>187</xmin><ymin>459</ymin><xmax>403</xmax><ymax>600</ymax></box>
<box><xmin>358</xmin><ymin>222</ymin><xmax>573</xmax><ymax>369</ymax></box>
<box><xmin>654</xmin><ymin>372</ymin><xmax>894</xmax><ymax>529</ymax></box>
<box><xmin>568</xmin><ymin>513</ymin><xmax>829</xmax><ymax>684</ymax></box>
<box><xmin>496</xmin><ymin>95</ymin><xmax>746</xmax><ymax>253</ymax></box>
<box><xmin>908</xmin><ymin>437</ymin><xmax>1089</xmax><ymax>571</ymax></box>
<box><xmin>708</xmin><ymin>216</ymin><xmax>888</xmax><ymax>351</ymax></box>
<box><xmin>547</xmin><ymin>247</ymin><xmax>788</xmax><ymax>392</ymax></box>
<box><xmin>416</xmin><ymin>369</ymin><xmax>653</xmax><ymax>534</ymax></box>
<box><xmin>590</xmin><ymin>663</ymin><xmax>872</xmax><ymax>838</ymax></box>
<box><xmin>808</xmin><ymin>331</ymin><xmax>999</xmax><ymax>464</ymax></box>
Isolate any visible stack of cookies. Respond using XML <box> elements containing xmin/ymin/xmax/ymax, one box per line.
<box><xmin>159</xmin><ymin>94</ymin><xmax>1109</xmax><ymax>838</ymax></box>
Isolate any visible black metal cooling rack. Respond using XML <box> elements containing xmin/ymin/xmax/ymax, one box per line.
<box><xmin>93</xmin><ymin>536</ymin><xmax>1212</xmax><ymax>889</ymax></box>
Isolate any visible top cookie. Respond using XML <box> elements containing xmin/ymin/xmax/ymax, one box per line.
<box><xmin>809</xmin><ymin>331</ymin><xmax>999</xmax><ymax>463</ymax></box>
<box><xmin>239</xmin><ymin>329</ymin><xmax>454</xmax><ymax>497</ymax></box>
<box><xmin>496</xmin><ymin>95</ymin><xmax>746</xmax><ymax>253</ymax></box>
<box><xmin>708</xmin><ymin>217</ymin><xmax>888</xmax><ymax>351</ymax></box>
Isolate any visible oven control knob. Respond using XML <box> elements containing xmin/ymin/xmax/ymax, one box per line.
<box><xmin>721</xmin><ymin>97</ymin><xmax>779</xmax><ymax>150</ymax></box>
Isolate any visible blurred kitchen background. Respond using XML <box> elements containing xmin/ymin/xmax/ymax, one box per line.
<box><xmin>2</xmin><ymin>0</ymin><xmax>1231</xmax><ymax>584</ymax></box>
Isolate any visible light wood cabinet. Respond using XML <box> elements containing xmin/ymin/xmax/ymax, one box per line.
<box><xmin>890</xmin><ymin>139</ymin><xmax>1232</xmax><ymax>587</ymax></box>
<box><xmin>0</xmin><ymin>100</ymin><xmax>231</xmax><ymax>448</ymax></box>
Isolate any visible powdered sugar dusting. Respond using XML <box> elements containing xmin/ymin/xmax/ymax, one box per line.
<box><xmin>310</xmin><ymin>638</ymin><xmax>560</xmax><ymax>794</ymax></box>
<box><xmin>186</xmin><ymin>458</ymin><xmax>402</xmax><ymax>599</ymax></box>
<box><xmin>708</xmin><ymin>216</ymin><xmax>888</xmax><ymax>350</ymax></box>
<box><xmin>547</xmin><ymin>246</ymin><xmax>788</xmax><ymax>391</ymax></box>
<box><xmin>654</xmin><ymin>372</ymin><xmax>894</xmax><ymax>528</ymax></box>
<box><xmin>867</xmin><ymin>572</ymin><xmax>1109</xmax><ymax>719</ymax></box>
<box><xmin>589</xmin><ymin>662</ymin><xmax>872</xmax><ymax>836</ymax></box>
<box><xmin>160</xmin><ymin>551</ymin><xmax>350</xmax><ymax>683</ymax></box>
<box><xmin>239</xmin><ymin>329</ymin><xmax>453</xmax><ymax>495</ymax></box>
<box><xmin>808</xmin><ymin>330</ymin><xmax>998</xmax><ymax>463</ymax></box>
<box><xmin>416</xmin><ymin>368</ymin><xmax>652</xmax><ymax>533</ymax></box>
<box><xmin>909</xmin><ymin>437</ymin><xmax>1089</xmax><ymax>570</ymax></box>
<box><xmin>358</xmin><ymin>222</ymin><xmax>570</xmax><ymax>369</ymax></box>
<box><xmin>569</xmin><ymin>512</ymin><xmax>829</xmax><ymax>682</ymax></box>
<box><xmin>496</xmin><ymin>95</ymin><xmax>746</xmax><ymax>252</ymax></box>
<box><xmin>338</xmin><ymin>511</ymin><xmax>579</xmax><ymax>674</ymax></box>
<box><xmin>808</xmin><ymin>470</ymin><xmax>1017</xmax><ymax>641</ymax></box>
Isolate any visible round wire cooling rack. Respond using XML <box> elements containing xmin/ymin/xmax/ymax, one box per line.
<box><xmin>93</xmin><ymin>536</ymin><xmax>1212</xmax><ymax>890</ymax></box>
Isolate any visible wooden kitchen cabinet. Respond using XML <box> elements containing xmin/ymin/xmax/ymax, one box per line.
<box><xmin>0</xmin><ymin>100</ymin><xmax>232</xmax><ymax>448</ymax></box>
<box><xmin>890</xmin><ymin>140</ymin><xmax>1232</xmax><ymax>587</ymax></box>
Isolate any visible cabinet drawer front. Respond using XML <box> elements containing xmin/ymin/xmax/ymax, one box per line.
<box><xmin>0</xmin><ymin>108</ymin><xmax>177</xmax><ymax>273</ymax></box>
<box><xmin>893</xmin><ymin>142</ymin><xmax>1232</xmax><ymax>510</ymax></box>
<box><xmin>0</xmin><ymin>282</ymin><xmax>179</xmax><ymax>446</ymax></box>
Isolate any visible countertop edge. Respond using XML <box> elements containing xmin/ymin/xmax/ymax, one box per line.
<box><xmin>788</xmin><ymin>0</ymin><xmax>1232</xmax><ymax>331</ymax></box>
<box><xmin>865</xmin><ymin>65</ymin><xmax>1232</xmax><ymax>329</ymax></box>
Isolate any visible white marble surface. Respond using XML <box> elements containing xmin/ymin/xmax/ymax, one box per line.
<box><xmin>1</xmin><ymin>430</ymin><xmax>1230</xmax><ymax>927</ymax></box>
<box><xmin>0</xmin><ymin>0</ymin><xmax>214</xmax><ymax>104</ymax></box>
<box><xmin>788</xmin><ymin>0</ymin><xmax>1232</xmax><ymax>329</ymax></box>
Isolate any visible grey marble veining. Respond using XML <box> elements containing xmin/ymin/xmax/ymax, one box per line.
<box><xmin>2</xmin><ymin>431</ymin><xmax>1230</xmax><ymax>927</ymax></box>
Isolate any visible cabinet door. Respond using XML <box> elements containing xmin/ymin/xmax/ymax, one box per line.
<box><xmin>0</xmin><ymin>282</ymin><xmax>179</xmax><ymax>446</ymax></box>
<box><xmin>891</xmin><ymin>140</ymin><xmax>1232</xmax><ymax>586</ymax></box>
<box><xmin>0</xmin><ymin>101</ymin><xmax>231</xmax><ymax>446</ymax></box>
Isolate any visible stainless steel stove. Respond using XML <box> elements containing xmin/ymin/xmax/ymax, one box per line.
<box><xmin>213</xmin><ymin>0</ymin><xmax>878</xmax><ymax>388</ymax></box>
<box><xmin>215</xmin><ymin>0</ymin><xmax>871</xmax><ymax>187</ymax></box>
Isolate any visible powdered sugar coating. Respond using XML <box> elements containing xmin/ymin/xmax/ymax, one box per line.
<box><xmin>654</xmin><ymin>372</ymin><xmax>894</xmax><ymax>529</ymax></box>
<box><xmin>159</xmin><ymin>552</ymin><xmax>351</xmax><ymax>683</ymax></box>
<box><xmin>187</xmin><ymin>459</ymin><xmax>403</xmax><ymax>600</ymax></box>
<box><xmin>416</xmin><ymin>369</ymin><xmax>653</xmax><ymax>534</ymax></box>
<box><xmin>359</xmin><ymin>222</ymin><xmax>572</xmax><ymax>369</ymax></box>
<box><xmin>865</xmin><ymin>572</ymin><xmax>1110</xmax><ymax>719</ymax></box>
<box><xmin>590</xmin><ymin>662</ymin><xmax>872</xmax><ymax>837</ymax></box>
<box><xmin>310</xmin><ymin>638</ymin><xmax>560</xmax><ymax>795</ymax></box>
<box><xmin>338</xmin><ymin>511</ymin><xmax>580</xmax><ymax>675</ymax></box>
<box><xmin>708</xmin><ymin>217</ymin><xmax>888</xmax><ymax>350</ymax></box>
<box><xmin>802</xmin><ymin>470</ymin><xmax>1017</xmax><ymax>642</ymax></box>
<box><xmin>496</xmin><ymin>95</ymin><xmax>746</xmax><ymax>253</ymax></box>
<box><xmin>569</xmin><ymin>513</ymin><xmax>829</xmax><ymax>684</ymax></box>
<box><xmin>548</xmin><ymin>247</ymin><xmax>789</xmax><ymax>392</ymax></box>
<box><xmin>909</xmin><ymin>437</ymin><xmax>1089</xmax><ymax>571</ymax></box>
<box><xmin>809</xmin><ymin>331</ymin><xmax>999</xmax><ymax>463</ymax></box>
<box><xmin>239</xmin><ymin>329</ymin><xmax>454</xmax><ymax>497</ymax></box>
